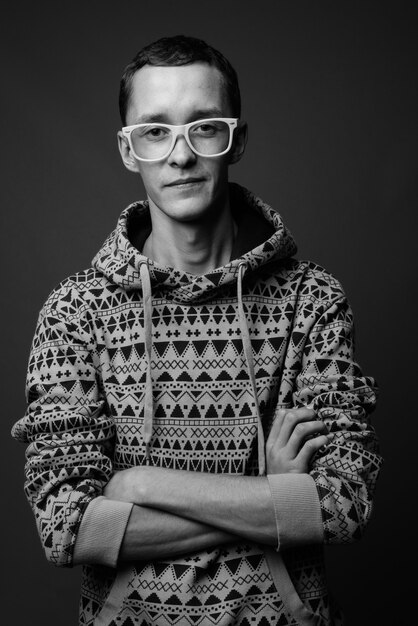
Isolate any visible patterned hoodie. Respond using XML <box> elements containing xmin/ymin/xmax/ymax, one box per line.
<box><xmin>12</xmin><ymin>184</ymin><xmax>382</xmax><ymax>626</ymax></box>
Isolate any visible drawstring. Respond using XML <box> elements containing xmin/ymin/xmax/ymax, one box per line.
<box><xmin>237</xmin><ymin>262</ymin><xmax>266</xmax><ymax>476</ymax></box>
<box><xmin>139</xmin><ymin>262</ymin><xmax>154</xmax><ymax>464</ymax></box>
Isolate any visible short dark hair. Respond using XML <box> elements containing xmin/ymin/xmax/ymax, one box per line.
<box><xmin>119</xmin><ymin>35</ymin><xmax>241</xmax><ymax>125</ymax></box>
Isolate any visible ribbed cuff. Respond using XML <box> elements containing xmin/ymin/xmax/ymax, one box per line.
<box><xmin>73</xmin><ymin>496</ymin><xmax>133</xmax><ymax>567</ymax></box>
<box><xmin>267</xmin><ymin>473</ymin><xmax>323</xmax><ymax>551</ymax></box>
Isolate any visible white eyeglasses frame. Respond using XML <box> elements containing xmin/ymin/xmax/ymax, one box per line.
<box><xmin>121</xmin><ymin>117</ymin><xmax>239</xmax><ymax>162</ymax></box>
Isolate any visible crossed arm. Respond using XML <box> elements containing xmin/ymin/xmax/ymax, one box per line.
<box><xmin>104</xmin><ymin>408</ymin><xmax>329</xmax><ymax>561</ymax></box>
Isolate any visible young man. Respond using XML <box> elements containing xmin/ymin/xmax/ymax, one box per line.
<box><xmin>12</xmin><ymin>36</ymin><xmax>382</xmax><ymax>625</ymax></box>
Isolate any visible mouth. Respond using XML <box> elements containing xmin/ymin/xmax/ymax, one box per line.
<box><xmin>165</xmin><ymin>177</ymin><xmax>205</xmax><ymax>188</ymax></box>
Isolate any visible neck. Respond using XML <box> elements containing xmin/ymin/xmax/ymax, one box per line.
<box><xmin>143</xmin><ymin>195</ymin><xmax>236</xmax><ymax>275</ymax></box>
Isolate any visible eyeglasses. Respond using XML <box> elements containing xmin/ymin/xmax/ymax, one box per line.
<box><xmin>121</xmin><ymin>117</ymin><xmax>239</xmax><ymax>162</ymax></box>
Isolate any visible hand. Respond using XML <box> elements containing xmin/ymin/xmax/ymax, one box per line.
<box><xmin>266</xmin><ymin>408</ymin><xmax>329</xmax><ymax>475</ymax></box>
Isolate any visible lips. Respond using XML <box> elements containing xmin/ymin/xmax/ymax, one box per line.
<box><xmin>166</xmin><ymin>177</ymin><xmax>204</xmax><ymax>187</ymax></box>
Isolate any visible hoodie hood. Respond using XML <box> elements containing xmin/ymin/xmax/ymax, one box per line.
<box><xmin>92</xmin><ymin>183</ymin><xmax>297</xmax><ymax>303</ymax></box>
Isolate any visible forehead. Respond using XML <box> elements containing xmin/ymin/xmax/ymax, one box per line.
<box><xmin>127</xmin><ymin>62</ymin><xmax>230</xmax><ymax>124</ymax></box>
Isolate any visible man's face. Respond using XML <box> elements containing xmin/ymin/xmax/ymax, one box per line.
<box><xmin>119</xmin><ymin>63</ymin><xmax>241</xmax><ymax>223</ymax></box>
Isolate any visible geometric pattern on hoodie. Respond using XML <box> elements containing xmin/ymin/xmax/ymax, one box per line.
<box><xmin>12</xmin><ymin>184</ymin><xmax>381</xmax><ymax>625</ymax></box>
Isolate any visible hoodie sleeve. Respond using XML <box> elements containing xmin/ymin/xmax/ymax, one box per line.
<box><xmin>300</xmin><ymin>295</ymin><xmax>382</xmax><ymax>544</ymax></box>
<box><xmin>270</xmin><ymin>289</ymin><xmax>382</xmax><ymax>548</ymax></box>
<box><xmin>11</xmin><ymin>287</ymin><xmax>133</xmax><ymax>567</ymax></box>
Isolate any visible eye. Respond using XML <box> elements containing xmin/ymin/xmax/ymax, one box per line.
<box><xmin>192</xmin><ymin>122</ymin><xmax>219</xmax><ymax>136</ymax></box>
<box><xmin>146</xmin><ymin>127</ymin><xmax>169</xmax><ymax>139</ymax></box>
<box><xmin>137</xmin><ymin>125</ymin><xmax>170</xmax><ymax>141</ymax></box>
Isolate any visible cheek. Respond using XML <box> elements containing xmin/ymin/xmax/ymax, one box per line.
<box><xmin>138</xmin><ymin>165</ymin><xmax>161</xmax><ymax>192</ymax></box>
<box><xmin>207</xmin><ymin>159</ymin><xmax>229</xmax><ymax>182</ymax></box>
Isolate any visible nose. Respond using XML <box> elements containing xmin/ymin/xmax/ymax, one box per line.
<box><xmin>167</xmin><ymin>134</ymin><xmax>196</xmax><ymax>167</ymax></box>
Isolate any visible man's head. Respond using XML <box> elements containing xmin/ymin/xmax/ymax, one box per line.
<box><xmin>117</xmin><ymin>35</ymin><xmax>247</xmax><ymax>224</ymax></box>
<box><xmin>119</xmin><ymin>35</ymin><xmax>241</xmax><ymax>127</ymax></box>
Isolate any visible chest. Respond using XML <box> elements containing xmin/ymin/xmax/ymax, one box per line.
<box><xmin>93</xmin><ymin>293</ymin><xmax>303</xmax><ymax>472</ymax></box>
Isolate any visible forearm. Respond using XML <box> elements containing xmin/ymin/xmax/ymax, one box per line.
<box><xmin>119</xmin><ymin>504</ymin><xmax>237</xmax><ymax>561</ymax></box>
<box><xmin>108</xmin><ymin>467</ymin><xmax>278</xmax><ymax>546</ymax></box>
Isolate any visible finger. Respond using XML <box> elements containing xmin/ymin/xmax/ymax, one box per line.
<box><xmin>285</xmin><ymin>419</ymin><xmax>327</xmax><ymax>457</ymax></box>
<box><xmin>296</xmin><ymin>434</ymin><xmax>329</xmax><ymax>468</ymax></box>
<box><xmin>267</xmin><ymin>408</ymin><xmax>316</xmax><ymax>447</ymax></box>
<box><xmin>275</xmin><ymin>409</ymin><xmax>317</xmax><ymax>449</ymax></box>
<box><xmin>266</xmin><ymin>409</ymin><xmax>287</xmax><ymax>449</ymax></box>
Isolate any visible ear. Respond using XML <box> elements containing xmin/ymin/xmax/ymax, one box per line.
<box><xmin>117</xmin><ymin>131</ymin><xmax>139</xmax><ymax>173</ymax></box>
<box><xmin>229</xmin><ymin>121</ymin><xmax>248</xmax><ymax>165</ymax></box>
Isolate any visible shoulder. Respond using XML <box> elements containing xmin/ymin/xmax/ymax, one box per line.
<box><xmin>296</xmin><ymin>259</ymin><xmax>346</xmax><ymax>301</ymax></box>
<box><xmin>39</xmin><ymin>267</ymin><xmax>115</xmax><ymax>319</ymax></box>
<box><xmin>258</xmin><ymin>258</ymin><xmax>347</xmax><ymax>306</ymax></box>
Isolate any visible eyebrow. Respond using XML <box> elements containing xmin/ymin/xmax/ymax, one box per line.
<box><xmin>133</xmin><ymin>107</ymin><xmax>226</xmax><ymax>124</ymax></box>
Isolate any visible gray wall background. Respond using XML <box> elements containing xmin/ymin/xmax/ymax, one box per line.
<box><xmin>1</xmin><ymin>1</ymin><xmax>416</xmax><ymax>624</ymax></box>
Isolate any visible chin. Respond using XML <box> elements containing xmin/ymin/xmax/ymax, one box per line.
<box><xmin>163</xmin><ymin>199</ymin><xmax>212</xmax><ymax>223</ymax></box>
<box><xmin>151</xmin><ymin>189</ymin><xmax>217</xmax><ymax>223</ymax></box>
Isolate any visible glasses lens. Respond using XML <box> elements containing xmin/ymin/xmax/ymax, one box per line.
<box><xmin>130</xmin><ymin>125</ymin><xmax>173</xmax><ymax>160</ymax></box>
<box><xmin>188</xmin><ymin>120</ymin><xmax>231</xmax><ymax>155</ymax></box>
